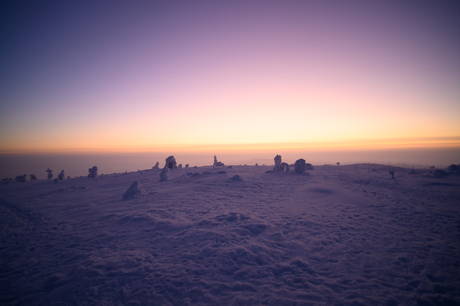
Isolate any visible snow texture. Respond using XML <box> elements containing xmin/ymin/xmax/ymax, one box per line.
<box><xmin>1</xmin><ymin>163</ymin><xmax>460</xmax><ymax>305</ymax></box>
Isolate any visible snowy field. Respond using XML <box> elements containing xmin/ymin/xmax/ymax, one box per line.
<box><xmin>1</xmin><ymin>163</ymin><xmax>460</xmax><ymax>305</ymax></box>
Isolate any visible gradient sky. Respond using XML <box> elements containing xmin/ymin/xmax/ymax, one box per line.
<box><xmin>1</xmin><ymin>1</ymin><xmax>459</xmax><ymax>154</ymax></box>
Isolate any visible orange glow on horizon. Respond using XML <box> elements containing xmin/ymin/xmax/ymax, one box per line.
<box><xmin>1</xmin><ymin>137</ymin><xmax>459</xmax><ymax>155</ymax></box>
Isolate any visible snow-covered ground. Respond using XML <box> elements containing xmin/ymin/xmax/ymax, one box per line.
<box><xmin>1</xmin><ymin>163</ymin><xmax>459</xmax><ymax>305</ymax></box>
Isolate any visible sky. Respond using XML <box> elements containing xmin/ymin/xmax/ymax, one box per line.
<box><xmin>1</xmin><ymin>0</ymin><xmax>460</xmax><ymax>154</ymax></box>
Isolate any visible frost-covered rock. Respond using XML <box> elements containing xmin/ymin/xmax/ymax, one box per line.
<box><xmin>274</xmin><ymin>155</ymin><xmax>282</xmax><ymax>172</ymax></box>
<box><xmin>280</xmin><ymin>162</ymin><xmax>290</xmax><ymax>172</ymax></box>
<box><xmin>294</xmin><ymin>159</ymin><xmax>307</xmax><ymax>174</ymax></box>
<box><xmin>88</xmin><ymin>166</ymin><xmax>98</xmax><ymax>178</ymax></box>
<box><xmin>122</xmin><ymin>181</ymin><xmax>147</xmax><ymax>200</ymax></box>
<box><xmin>160</xmin><ymin>167</ymin><xmax>169</xmax><ymax>182</ymax></box>
<box><xmin>185</xmin><ymin>164</ymin><xmax>189</xmax><ymax>168</ymax></box>
<box><xmin>213</xmin><ymin>156</ymin><xmax>224</xmax><ymax>167</ymax></box>
<box><xmin>15</xmin><ymin>174</ymin><xmax>26</xmax><ymax>182</ymax></box>
<box><xmin>46</xmin><ymin>168</ymin><xmax>53</xmax><ymax>180</ymax></box>
<box><xmin>178</xmin><ymin>164</ymin><xmax>182</xmax><ymax>168</ymax></box>
<box><xmin>306</xmin><ymin>163</ymin><xmax>314</xmax><ymax>170</ymax></box>
<box><xmin>58</xmin><ymin>170</ymin><xmax>65</xmax><ymax>180</ymax></box>
<box><xmin>153</xmin><ymin>162</ymin><xmax>160</xmax><ymax>170</ymax></box>
<box><xmin>53</xmin><ymin>178</ymin><xmax>59</xmax><ymax>183</ymax></box>
<box><xmin>165</xmin><ymin>156</ymin><xmax>177</xmax><ymax>169</ymax></box>
<box><xmin>446</xmin><ymin>164</ymin><xmax>459</xmax><ymax>172</ymax></box>
<box><xmin>29</xmin><ymin>174</ymin><xmax>37</xmax><ymax>180</ymax></box>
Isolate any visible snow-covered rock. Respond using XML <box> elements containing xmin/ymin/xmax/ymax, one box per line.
<box><xmin>46</xmin><ymin>168</ymin><xmax>53</xmax><ymax>180</ymax></box>
<box><xmin>306</xmin><ymin>163</ymin><xmax>314</xmax><ymax>170</ymax></box>
<box><xmin>280</xmin><ymin>162</ymin><xmax>290</xmax><ymax>172</ymax></box>
<box><xmin>88</xmin><ymin>166</ymin><xmax>98</xmax><ymax>178</ymax></box>
<box><xmin>29</xmin><ymin>174</ymin><xmax>37</xmax><ymax>180</ymax></box>
<box><xmin>294</xmin><ymin>159</ymin><xmax>306</xmax><ymax>174</ymax></box>
<box><xmin>58</xmin><ymin>170</ymin><xmax>65</xmax><ymax>180</ymax></box>
<box><xmin>160</xmin><ymin>167</ymin><xmax>169</xmax><ymax>182</ymax></box>
<box><xmin>15</xmin><ymin>174</ymin><xmax>26</xmax><ymax>182</ymax></box>
<box><xmin>153</xmin><ymin>162</ymin><xmax>160</xmax><ymax>170</ymax></box>
<box><xmin>122</xmin><ymin>181</ymin><xmax>147</xmax><ymax>200</ymax></box>
<box><xmin>165</xmin><ymin>156</ymin><xmax>177</xmax><ymax>169</ymax></box>
<box><xmin>274</xmin><ymin>155</ymin><xmax>282</xmax><ymax>172</ymax></box>
<box><xmin>213</xmin><ymin>156</ymin><xmax>224</xmax><ymax>167</ymax></box>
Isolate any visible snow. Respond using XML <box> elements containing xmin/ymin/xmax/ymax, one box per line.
<box><xmin>1</xmin><ymin>163</ymin><xmax>459</xmax><ymax>305</ymax></box>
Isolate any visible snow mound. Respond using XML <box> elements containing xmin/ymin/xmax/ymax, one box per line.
<box><xmin>230</xmin><ymin>174</ymin><xmax>243</xmax><ymax>181</ymax></box>
<box><xmin>122</xmin><ymin>181</ymin><xmax>147</xmax><ymax>200</ymax></box>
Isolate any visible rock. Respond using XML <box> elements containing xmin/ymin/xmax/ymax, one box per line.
<box><xmin>88</xmin><ymin>166</ymin><xmax>98</xmax><ymax>178</ymax></box>
<box><xmin>165</xmin><ymin>156</ymin><xmax>177</xmax><ymax>169</ymax></box>
<box><xmin>446</xmin><ymin>164</ymin><xmax>459</xmax><ymax>172</ymax></box>
<box><xmin>58</xmin><ymin>170</ymin><xmax>65</xmax><ymax>180</ymax></box>
<box><xmin>122</xmin><ymin>181</ymin><xmax>147</xmax><ymax>200</ymax></box>
<box><xmin>153</xmin><ymin>162</ymin><xmax>160</xmax><ymax>170</ymax></box>
<box><xmin>185</xmin><ymin>164</ymin><xmax>189</xmax><ymax>168</ymax></box>
<box><xmin>54</xmin><ymin>178</ymin><xmax>59</xmax><ymax>183</ymax></box>
<box><xmin>29</xmin><ymin>174</ymin><xmax>37</xmax><ymax>180</ymax></box>
<box><xmin>306</xmin><ymin>163</ymin><xmax>315</xmax><ymax>170</ymax></box>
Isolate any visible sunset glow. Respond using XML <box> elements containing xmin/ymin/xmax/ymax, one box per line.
<box><xmin>1</xmin><ymin>1</ymin><xmax>459</xmax><ymax>155</ymax></box>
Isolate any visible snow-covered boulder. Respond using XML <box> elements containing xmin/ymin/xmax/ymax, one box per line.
<box><xmin>274</xmin><ymin>155</ymin><xmax>282</xmax><ymax>172</ymax></box>
<box><xmin>446</xmin><ymin>164</ymin><xmax>459</xmax><ymax>172</ymax></box>
<box><xmin>46</xmin><ymin>168</ymin><xmax>53</xmax><ymax>180</ymax></box>
<box><xmin>15</xmin><ymin>174</ymin><xmax>26</xmax><ymax>182</ymax></box>
<box><xmin>122</xmin><ymin>181</ymin><xmax>147</xmax><ymax>200</ymax></box>
<box><xmin>58</xmin><ymin>170</ymin><xmax>65</xmax><ymax>180</ymax></box>
<box><xmin>230</xmin><ymin>175</ymin><xmax>243</xmax><ymax>181</ymax></box>
<box><xmin>29</xmin><ymin>174</ymin><xmax>37</xmax><ymax>180</ymax></box>
<box><xmin>306</xmin><ymin>163</ymin><xmax>314</xmax><ymax>170</ymax></box>
<box><xmin>294</xmin><ymin>159</ymin><xmax>307</xmax><ymax>174</ymax></box>
<box><xmin>160</xmin><ymin>167</ymin><xmax>169</xmax><ymax>182</ymax></box>
<box><xmin>185</xmin><ymin>164</ymin><xmax>189</xmax><ymax>168</ymax></box>
<box><xmin>280</xmin><ymin>162</ymin><xmax>290</xmax><ymax>172</ymax></box>
<box><xmin>153</xmin><ymin>162</ymin><xmax>159</xmax><ymax>170</ymax></box>
<box><xmin>88</xmin><ymin>166</ymin><xmax>98</xmax><ymax>178</ymax></box>
<box><xmin>213</xmin><ymin>156</ymin><xmax>224</xmax><ymax>167</ymax></box>
<box><xmin>165</xmin><ymin>156</ymin><xmax>177</xmax><ymax>169</ymax></box>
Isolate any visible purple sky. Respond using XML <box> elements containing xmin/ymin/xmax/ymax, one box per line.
<box><xmin>1</xmin><ymin>1</ymin><xmax>459</xmax><ymax>153</ymax></box>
